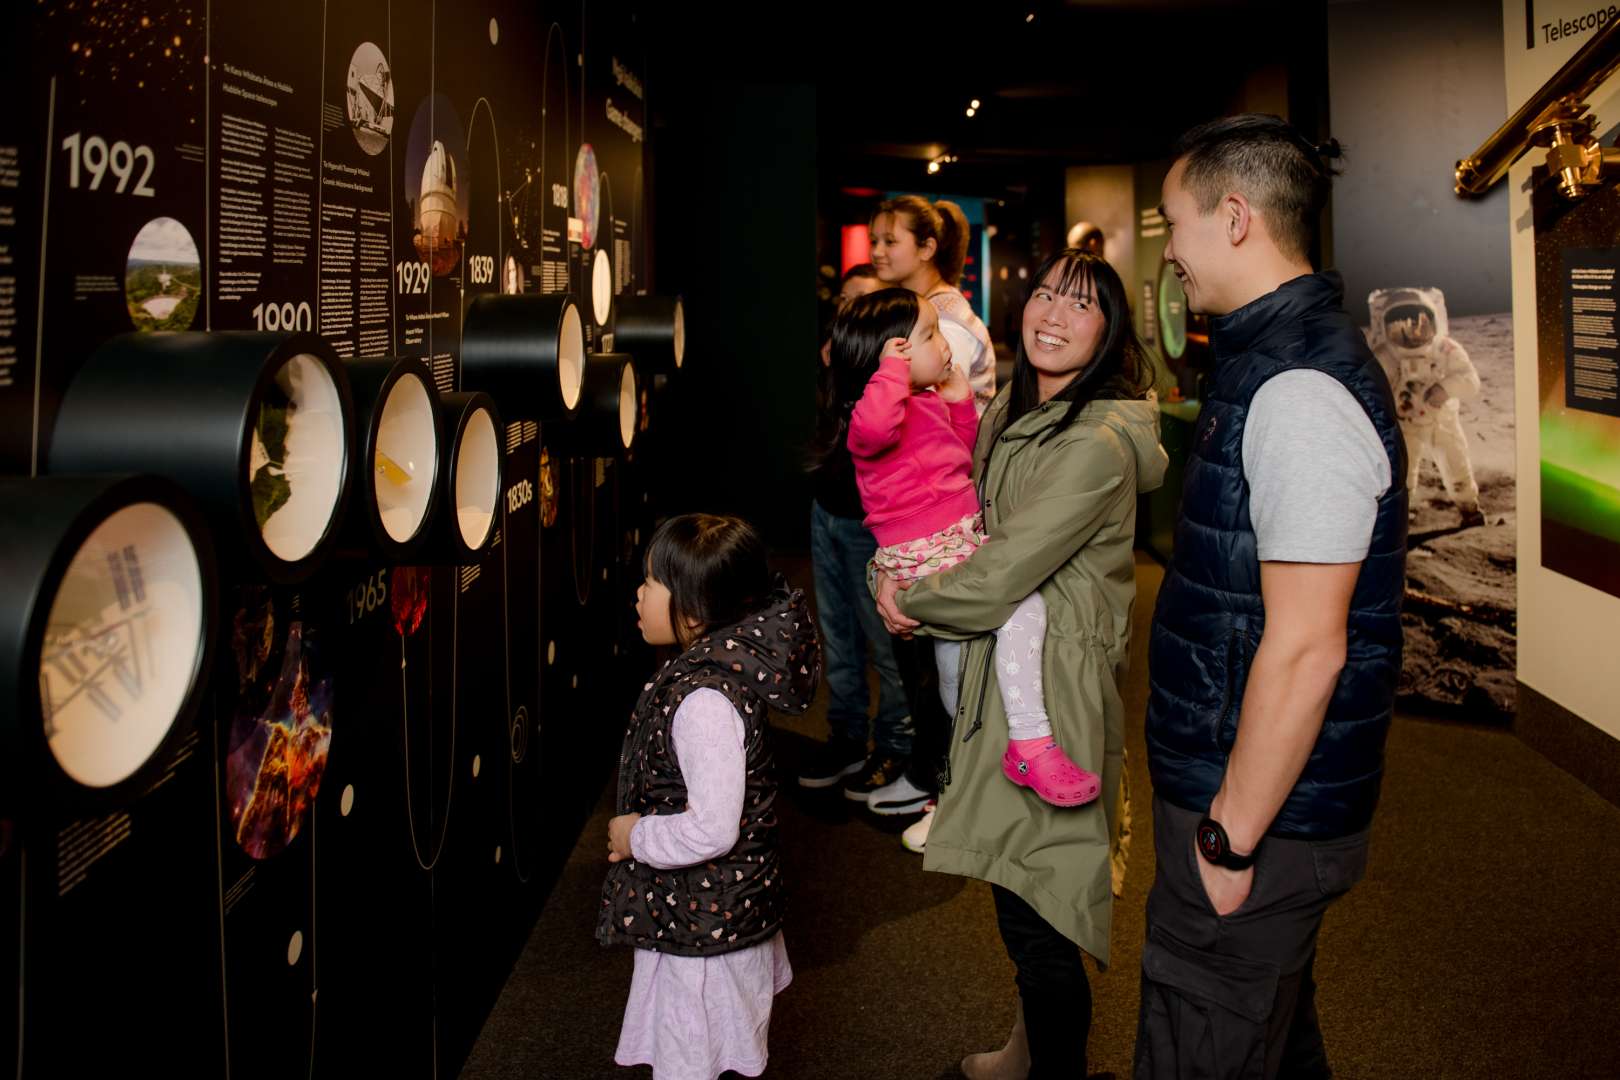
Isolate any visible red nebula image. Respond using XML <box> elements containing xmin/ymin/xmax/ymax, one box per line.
<box><xmin>392</xmin><ymin>566</ymin><xmax>430</xmax><ymax>636</ymax></box>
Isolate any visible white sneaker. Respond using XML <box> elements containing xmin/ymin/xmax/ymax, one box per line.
<box><xmin>866</xmin><ymin>773</ymin><xmax>932</xmax><ymax>816</ymax></box>
<box><xmin>901</xmin><ymin>803</ymin><xmax>936</xmax><ymax>853</ymax></box>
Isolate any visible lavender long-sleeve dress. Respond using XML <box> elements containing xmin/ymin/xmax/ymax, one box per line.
<box><xmin>615</xmin><ymin>687</ymin><xmax>792</xmax><ymax>1080</ymax></box>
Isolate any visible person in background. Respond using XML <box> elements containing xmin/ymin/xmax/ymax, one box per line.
<box><xmin>1066</xmin><ymin>220</ymin><xmax>1106</xmax><ymax>258</ymax></box>
<box><xmin>600</xmin><ymin>514</ymin><xmax>819</xmax><ymax>1080</ymax></box>
<box><xmin>864</xmin><ymin>194</ymin><xmax>998</xmax><ymax>822</ymax></box>
<box><xmin>800</xmin><ymin>265</ymin><xmax>915</xmax><ymax>794</ymax></box>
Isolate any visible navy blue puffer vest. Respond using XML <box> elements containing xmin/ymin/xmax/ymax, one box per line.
<box><xmin>1146</xmin><ymin>272</ymin><xmax>1407</xmax><ymax>840</ymax></box>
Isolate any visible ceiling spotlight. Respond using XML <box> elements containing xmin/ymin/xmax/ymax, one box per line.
<box><xmin>970</xmin><ymin>99</ymin><xmax>981</xmax><ymax>110</ymax></box>
<box><xmin>966</xmin><ymin>107</ymin><xmax>976</xmax><ymax>117</ymax></box>
<box><xmin>1026</xmin><ymin>13</ymin><xmax>1035</xmax><ymax>23</ymax></box>
<box><xmin>927</xmin><ymin>160</ymin><xmax>941</xmax><ymax>174</ymax></box>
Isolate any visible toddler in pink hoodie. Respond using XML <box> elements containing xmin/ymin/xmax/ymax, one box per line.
<box><xmin>823</xmin><ymin>287</ymin><xmax>1099</xmax><ymax>809</ymax></box>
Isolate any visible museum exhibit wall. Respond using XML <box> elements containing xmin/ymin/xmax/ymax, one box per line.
<box><xmin>1063</xmin><ymin>165</ymin><xmax>1136</xmax><ymax>283</ymax></box>
<box><xmin>0</xmin><ymin>2</ymin><xmax>675</xmax><ymax>1076</ymax></box>
<box><xmin>646</xmin><ymin>77</ymin><xmax>820</xmax><ymax>552</ymax></box>
<box><xmin>1325</xmin><ymin>0</ymin><xmax>1520</xmax><ymax>719</ymax></box>
<box><xmin>1328</xmin><ymin>0</ymin><xmax>1513</xmax><ymax>318</ymax></box>
<box><xmin>1498</xmin><ymin>0</ymin><xmax>1620</xmax><ymax>778</ymax></box>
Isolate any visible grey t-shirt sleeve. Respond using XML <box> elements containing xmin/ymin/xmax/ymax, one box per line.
<box><xmin>1242</xmin><ymin>369</ymin><xmax>1391</xmax><ymax>563</ymax></box>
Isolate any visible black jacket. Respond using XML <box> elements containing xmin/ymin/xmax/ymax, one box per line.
<box><xmin>598</xmin><ymin>584</ymin><xmax>820</xmax><ymax>955</ymax></box>
<box><xmin>1145</xmin><ymin>272</ymin><xmax>1407</xmax><ymax>840</ymax></box>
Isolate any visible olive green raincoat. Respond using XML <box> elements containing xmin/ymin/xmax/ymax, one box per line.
<box><xmin>898</xmin><ymin>390</ymin><xmax>1167</xmax><ymax>966</ymax></box>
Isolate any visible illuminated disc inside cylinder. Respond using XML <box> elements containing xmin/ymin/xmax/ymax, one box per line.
<box><xmin>592</xmin><ymin>248</ymin><xmax>613</xmax><ymax>326</ymax></box>
<box><xmin>39</xmin><ymin>502</ymin><xmax>205</xmax><ymax>788</ymax></box>
<box><xmin>559</xmin><ymin>303</ymin><xmax>585</xmax><ymax>411</ymax></box>
<box><xmin>455</xmin><ymin>407</ymin><xmax>499</xmax><ymax>549</ymax></box>
<box><xmin>374</xmin><ymin>372</ymin><xmax>438</xmax><ymax>542</ymax></box>
<box><xmin>252</xmin><ymin>352</ymin><xmax>345</xmax><ymax>562</ymax></box>
<box><xmin>672</xmin><ymin>299</ymin><xmax>686</xmax><ymax>369</ymax></box>
<box><xmin>618</xmin><ymin>362</ymin><xmax>637</xmax><ymax>449</ymax></box>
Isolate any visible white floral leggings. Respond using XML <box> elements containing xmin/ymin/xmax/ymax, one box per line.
<box><xmin>934</xmin><ymin>591</ymin><xmax>1050</xmax><ymax>741</ymax></box>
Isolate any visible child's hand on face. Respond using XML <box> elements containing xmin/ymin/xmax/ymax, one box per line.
<box><xmin>883</xmin><ymin>337</ymin><xmax>912</xmax><ymax>359</ymax></box>
<box><xmin>607</xmin><ymin>812</ymin><xmax>641</xmax><ymax>862</ymax></box>
<box><xmin>936</xmin><ymin>359</ymin><xmax>972</xmax><ymax>403</ymax></box>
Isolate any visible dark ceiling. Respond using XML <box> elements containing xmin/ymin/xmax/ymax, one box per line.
<box><xmin>648</xmin><ymin>0</ymin><xmax>1330</xmax><ymax>201</ymax></box>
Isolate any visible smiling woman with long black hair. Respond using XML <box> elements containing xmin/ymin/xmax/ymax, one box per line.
<box><xmin>875</xmin><ymin>248</ymin><xmax>1166</xmax><ymax>1078</ymax></box>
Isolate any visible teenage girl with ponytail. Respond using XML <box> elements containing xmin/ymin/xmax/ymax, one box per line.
<box><xmin>869</xmin><ymin>196</ymin><xmax>997</xmax><ymax>413</ymax></box>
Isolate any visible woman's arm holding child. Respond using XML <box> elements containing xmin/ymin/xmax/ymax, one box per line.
<box><xmin>620</xmin><ymin>688</ymin><xmax>748</xmax><ymax>870</ymax></box>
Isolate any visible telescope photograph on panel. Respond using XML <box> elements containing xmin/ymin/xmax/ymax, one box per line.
<box><xmin>126</xmin><ymin>217</ymin><xmax>201</xmax><ymax>332</ymax></box>
<box><xmin>346</xmin><ymin>41</ymin><xmax>394</xmax><ymax>156</ymax></box>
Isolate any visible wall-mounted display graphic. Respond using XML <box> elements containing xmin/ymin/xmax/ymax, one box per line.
<box><xmin>1363</xmin><ymin>291</ymin><xmax>1517</xmax><ymax>719</ymax></box>
<box><xmin>538</xmin><ymin>447</ymin><xmax>560</xmax><ymax>527</ymax></box>
<box><xmin>504</xmin><ymin>255</ymin><xmax>525</xmax><ymax>295</ymax></box>
<box><xmin>1</xmin><ymin>475</ymin><xmax>215</xmax><ymax>810</ymax></box>
<box><xmin>49</xmin><ymin>332</ymin><xmax>354</xmax><ymax>584</ymax></box>
<box><xmin>227</xmin><ymin>593</ymin><xmax>333</xmax><ymax>860</ymax></box>
<box><xmin>1157</xmin><ymin>260</ymin><xmax>1187</xmax><ymax>362</ymax></box>
<box><xmin>406</xmin><ymin>97</ymin><xmax>471</xmax><ymax>278</ymax></box>
<box><xmin>1542</xmin><ymin>244</ymin><xmax>1620</xmax><ymax>600</ymax></box>
<box><xmin>574</xmin><ymin>143</ymin><xmax>600</xmax><ymax>249</ymax></box>
<box><xmin>346</xmin><ymin>42</ymin><xmax>395</xmax><ymax>156</ymax></box>
<box><xmin>461</xmin><ymin>293</ymin><xmax>586</xmax><ymax>418</ymax></box>
<box><xmin>126</xmin><ymin>218</ymin><xmax>202</xmax><ymax>332</ymax></box>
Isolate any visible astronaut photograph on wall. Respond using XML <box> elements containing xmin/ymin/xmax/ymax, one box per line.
<box><xmin>1365</xmin><ymin>286</ymin><xmax>1516</xmax><ymax>719</ymax></box>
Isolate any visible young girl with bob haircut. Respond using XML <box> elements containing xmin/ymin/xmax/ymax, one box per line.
<box><xmin>599</xmin><ymin>513</ymin><xmax>820</xmax><ymax>1080</ymax></box>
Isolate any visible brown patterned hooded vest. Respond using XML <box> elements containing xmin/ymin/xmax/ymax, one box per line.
<box><xmin>597</xmin><ymin>584</ymin><xmax>820</xmax><ymax>957</ymax></box>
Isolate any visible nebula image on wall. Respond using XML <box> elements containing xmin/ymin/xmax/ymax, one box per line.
<box><xmin>227</xmin><ymin>592</ymin><xmax>334</xmax><ymax>859</ymax></box>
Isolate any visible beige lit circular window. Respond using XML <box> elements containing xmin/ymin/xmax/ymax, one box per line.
<box><xmin>374</xmin><ymin>371</ymin><xmax>438</xmax><ymax>543</ymax></box>
<box><xmin>252</xmin><ymin>352</ymin><xmax>346</xmax><ymax>562</ymax></box>
<box><xmin>455</xmin><ymin>406</ymin><xmax>500</xmax><ymax>549</ymax></box>
<box><xmin>592</xmin><ymin>248</ymin><xmax>613</xmax><ymax>326</ymax></box>
<box><xmin>560</xmin><ymin>302</ymin><xmax>585</xmax><ymax>410</ymax></box>
<box><xmin>618</xmin><ymin>361</ymin><xmax>638</xmax><ymax>450</ymax></box>
<box><xmin>41</xmin><ymin>503</ymin><xmax>206</xmax><ymax>788</ymax></box>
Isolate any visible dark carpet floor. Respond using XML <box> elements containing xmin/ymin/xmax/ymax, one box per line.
<box><xmin>461</xmin><ymin>555</ymin><xmax>1620</xmax><ymax>1079</ymax></box>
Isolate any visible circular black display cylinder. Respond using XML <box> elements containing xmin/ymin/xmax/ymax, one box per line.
<box><xmin>339</xmin><ymin>356</ymin><xmax>443</xmax><ymax>559</ymax></box>
<box><xmin>614</xmin><ymin>295</ymin><xmax>685</xmax><ymax>377</ymax></box>
<box><xmin>427</xmin><ymin>390</ymin><xmax>504</xmax><ymax>563</ymax></box>
<box><xmin>461</xmin><ymin>293</ymin><xmax>586</xmax><ymax>423</ymax></box>
<box><xmin>0</xmin><ymin>474</ymin><xmax>217</xmax><ymax>824</ymax></box>
<box><xmin>48</xmin><ymin>332</ymin><xmax>355</xmax><ymax>584</ymax></box>
<box><xmin>557</xmin><ymin>353</ymin><xmax>640</xmax><ymax>457</ymax></box>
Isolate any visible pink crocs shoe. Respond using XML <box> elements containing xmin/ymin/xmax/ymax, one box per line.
<box><xmin>1001</xmin><ymin>738</ymin><xmax>1101</xmax><ymax>807</ymax></box>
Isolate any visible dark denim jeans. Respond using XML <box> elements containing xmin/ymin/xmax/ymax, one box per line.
<box><xmin>810</xmin><ymin>501</ymin><xmax>911</xmax><ymax>755</ymax></box>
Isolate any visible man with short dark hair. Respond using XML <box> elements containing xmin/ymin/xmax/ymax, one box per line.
<box><xmin>1134</xmin><ymin>114</ymin><xmax>1407</xmax><ymax>1080</ymax></box>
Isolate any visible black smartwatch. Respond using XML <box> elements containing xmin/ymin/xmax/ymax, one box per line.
<box><xmin>1197</xmin><ymin>817</ymin><xmax>1258</xmax><ymax>871</ymax></box>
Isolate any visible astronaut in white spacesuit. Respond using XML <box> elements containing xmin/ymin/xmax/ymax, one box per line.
<box><xmin>1368</xmin><ymin>286</ymin><xmax>1487</xmax><ymax>528</ymax></box>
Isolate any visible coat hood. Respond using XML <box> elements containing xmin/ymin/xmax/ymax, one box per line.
<box><xmin>991</xmin><ymin>391</ymin><xmax>1168</xmax><ymax>495</ymax></box>
<box><xmin>677</xmin><ymin>580</ymin><xmax>820</xmax><ymax>716</ymax></box>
